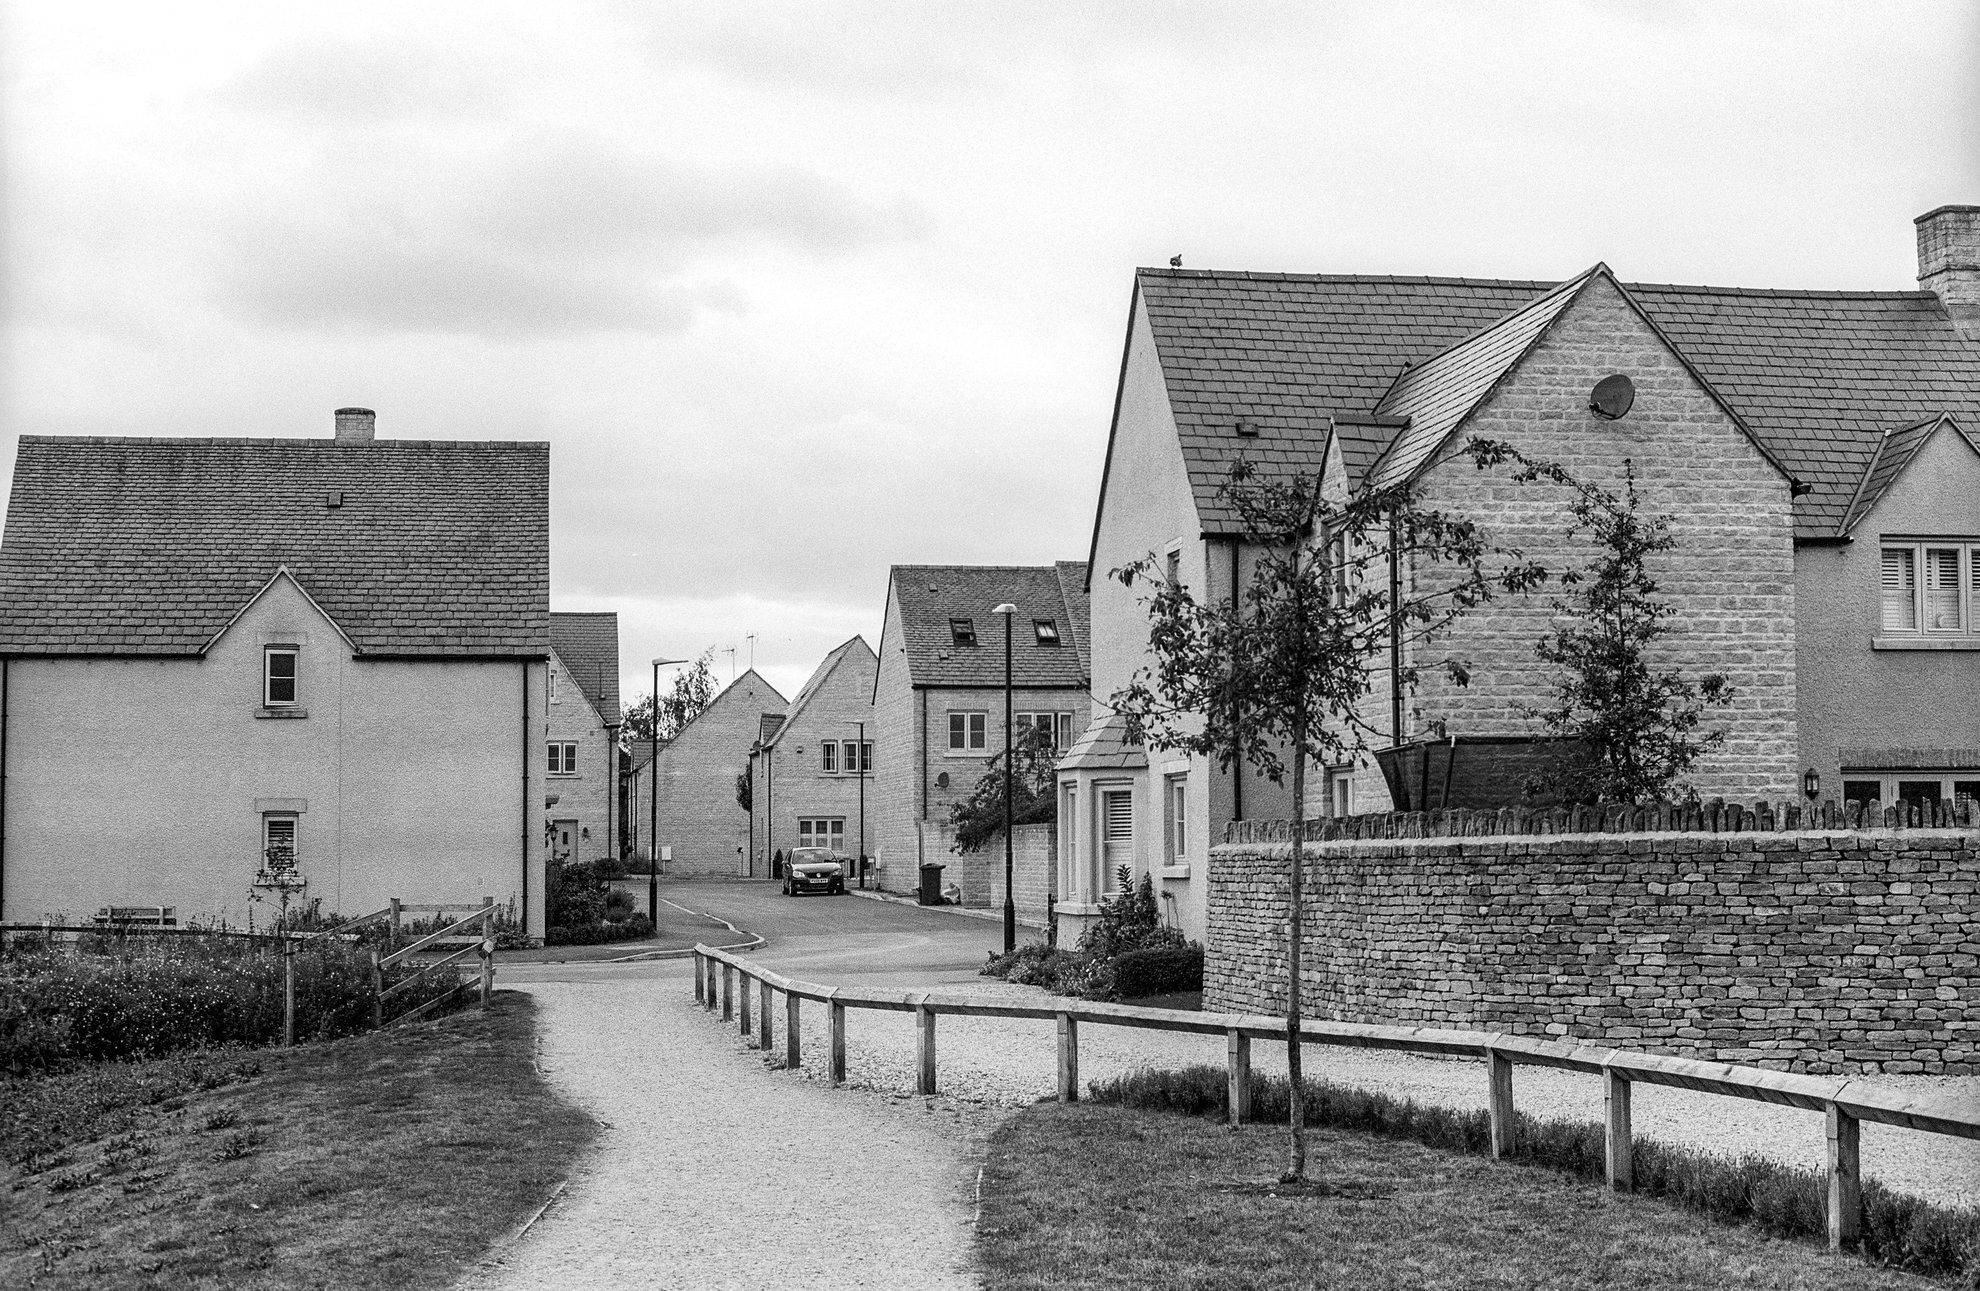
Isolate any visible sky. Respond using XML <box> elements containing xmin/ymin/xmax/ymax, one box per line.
<box><xmin>4</xmin><ymin>1</ymin><xmax>1977</xmax><ymax>704</ymax></box>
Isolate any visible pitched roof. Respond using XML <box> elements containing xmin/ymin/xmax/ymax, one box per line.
<box><xmin>764</xmin><ymin>636</ymin><xmax>875</xmax><ymax>747</ymax></box>
<box><xmin>886</xmin><ymin>564</ymin><xmax>1091</xmax><ymax>689</ymax></box>
<box><xmin>550</xmin><ymin>612</ymin><xmax>622</xmax><ymax>726</ymax></box>
<box><xmin>1839</xmin><ymin>414</ymin><xmax>1980</xmax><ymax>535</ymax></box>
<box><xmin>757</xmin><ymin>713</ymin><xmax>787</xmax><ymax>745</ymax></box>
<box><xmin>1057</xmin><ymin>711</ymin><xmax>1147</xmax><ymax>772</ymax></box>
<box><xmin>656</xmin><ymin>670</ymin><xmax>787</xmax><ymax>760</ymax></box>
<box><xmin>0</xmin><ymin>436</ymin><xmax>549</xmax><ymax>655</ymax></box>
<box><xmin>1133</xmin><ymin>268</ymin><xmax>1980</xmax><ymax>540</ymax></box>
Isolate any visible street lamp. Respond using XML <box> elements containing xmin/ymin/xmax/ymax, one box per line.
<box><xmin>993</xmin><ymin>602</ymin><xmax>1018</xmax><ymax>952</ymax></box>
<box><xmin>650</xmin><ymin>656</ymin><xmax>688</xmax><ymax>924</ymax></box>
<box><xmin>853</xmin><ymin>718</ymin><xmax>868</xmax><ymax>890</ymax></box>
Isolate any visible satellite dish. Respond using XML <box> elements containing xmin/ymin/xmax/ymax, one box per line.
<box><xmin>1589</xmin><ymin>374</ymin><xmax>1635</xmax><ymax>420</ymax></box>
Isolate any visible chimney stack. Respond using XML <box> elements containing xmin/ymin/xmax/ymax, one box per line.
<box><xmin>333</xmin><ymin>407</ymin><xmax>376</xmax><ymax>443</ymax></box>
<box><xmin>1916</xmin><ymin>205</ymin><xmax>1980</xmax><ymax>341</ymax></box>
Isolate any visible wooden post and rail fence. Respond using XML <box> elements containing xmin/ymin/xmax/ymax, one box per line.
<box><xmin>691</xmin><ymin>942</ymin><xmax>1980</xmax><ymax>1253</ymax></box>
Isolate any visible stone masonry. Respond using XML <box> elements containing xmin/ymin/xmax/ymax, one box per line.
<box><xmin>1206</xmin><ymin>828</ymin><xmax>1980</xmax><ymax>1075</ymax></box>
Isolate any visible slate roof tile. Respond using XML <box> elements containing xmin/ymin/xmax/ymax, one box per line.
<box><xmin>890</xmin><ymin>564</ymin><xmax>1091</xmax><ymax>689</ymax></box>
<box><xmin>550</xmin><ymin>611</ymin><xmax>622</xmax><ymax>725</ymax></box>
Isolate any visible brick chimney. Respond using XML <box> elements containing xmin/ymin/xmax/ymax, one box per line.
<box><xmin>333</xmin><ymin>407</ymin><xmax>376</xmax><ymax>442</ymax></box>
<box><xmin>1916</xmin><ymin>205</ymin><xmax>1980</xmax><ymax>341</ymax></box>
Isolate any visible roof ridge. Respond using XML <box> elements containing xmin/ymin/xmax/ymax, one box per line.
<box><xmin>1139</xmin><ymin>267</ymin><xmax>1556</xmax><ymax>288</ymax></box>
<box><xmin>14</xmin><ymin>435</ymin><xmax>550</xmax><ymax>448</ymax></box>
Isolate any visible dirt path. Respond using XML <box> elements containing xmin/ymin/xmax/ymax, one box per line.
<box><xmin>459</xmin><ymin>972</ymin><xmax>986</xmax><ymax>1291</ymax></box>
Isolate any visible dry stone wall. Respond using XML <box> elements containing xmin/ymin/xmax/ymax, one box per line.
<box><xmin>1207</xmin><ymin>827</ymin><xmax>1980</xmax><ymax>1075</ymax></box>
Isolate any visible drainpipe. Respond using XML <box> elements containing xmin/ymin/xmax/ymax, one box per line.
<box><xmin>521</xmin><ymin>662</ymin><xmax>530</xmax><ymax>936</ymax></box>
<box><xmin>1228</xmin><ymin>538</ymin><xmax>1244</xmax><ymax>823</ymax></box>
<box><xmin>1388</xmin><ymin>512</ymin><xmax>1404</xmax><ymax>756</ymax></box>
<box><xmin>1</xmin><ymin>658</ymin><xmax>9</xmax><ymax>921</ymax></box>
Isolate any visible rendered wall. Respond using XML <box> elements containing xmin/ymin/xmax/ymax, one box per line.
<box><xmin>1206</xmin><ymin>828</ymin><xmax>1980</xmax><ymax>1075</ymax></box>
<box><xmin>2</xmin><ymin>575</ymin><xmax>546</xmax><ymax>938</ymax></box>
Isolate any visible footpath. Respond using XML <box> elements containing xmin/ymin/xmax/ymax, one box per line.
<box><xmin>459</xmin><ymin>967</ymin><xmax>985</xmax><ymax>1291</ymax></box>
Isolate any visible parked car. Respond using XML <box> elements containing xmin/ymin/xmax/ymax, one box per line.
<box><xmin>782</xmin><ymin>847</ymin><xmax>849</xmax><ymax>896</ymax></box>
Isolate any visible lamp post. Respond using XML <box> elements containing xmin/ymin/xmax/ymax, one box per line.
<box><xmin>650</xmin><ymin>656</ymin><xmax>688</xmax><ymax>924</ymax></box>
<box><xmin>993</xmin><ymin>602</ymin><xmax>1017</xmax><ymax>952</ymax></box>
<box><xmin>854</xmin><ymin>718</ymin><xmax>868</xmax><ymax>890</ymax></box>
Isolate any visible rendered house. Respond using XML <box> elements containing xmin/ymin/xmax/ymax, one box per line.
<box><xmin>746</xmin><ymin>637</ymin><xmax>877</xmax><ymax>875</ymax></box>
<box><xmin>0</xmin><ymin>409</ymin><xmax>553</xmax><ymax>940</ymax></box>
<box><xmin>872</xmin><ymin>564</ymin><xmax>1092</xmax><ymax>897</ymax></box>
<box><xmin>631</xmin><ymin>669</ymin><xmax>785</xmax><ymax>878</ymax></box>
<box><xmin>546</xmin><ymin>612</ymin><xmax>622</xmax><ymax>866</ymax></box>
<box><xmin>1078</xmin><ymin>205</ymin><xmax>1980</xmax><ymax>943</ymax></box>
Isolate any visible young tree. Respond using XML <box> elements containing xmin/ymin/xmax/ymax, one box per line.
<box><xmin>1467</xmin><ymin>443</ymin><xmax>1734</xmax><ymax>804</ymax></box>
<box><xmin>1109</xmin><ymin>451</ymin><xmax>1547</xmax><ymax>1184</ymax></box>
<box><xmin>948</xmin><ymin>725</ymin><xmax>1059</xmax><ymax>854</ymax></box>
<box><xmin>622</xmin><ymin>650</ymin><xmax>719</xmax><ymax>750</ymax></box>
<box><xmin>734</xmin><ymin>766</ymin><xmax>753</xmax><ymax>813</ymax></box>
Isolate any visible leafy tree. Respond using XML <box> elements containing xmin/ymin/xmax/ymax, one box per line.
<box><xmin>948</xmin><ymin>725</ymin><xmax>1059</xmax><ymax>854</ymax></box>
<box><xmin>1108</xmin><ymin>449</ymin><xmax>1547</xmax><ymax>1183</ymax></box>
<box><xmin>1468</xmin><ymin>443</ymin><xmax>1734</xmax><ymax>804</ymax></box>
<box><xmin>622</xmin><ymin>650</ymin><xmax>719</xmax><ymax>750</ymax></box>
<box><xmin>735</xmin><ymin>766</ymin><xmax>753</xmax><ymax>813</ymax></box>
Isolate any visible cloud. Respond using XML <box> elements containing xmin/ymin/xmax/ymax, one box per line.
<box><xmin>211</xmin><ymin>133</ymin><xmax>925</xmax><ymax>335</ymax></box>
<box><xmin>216</xmin><ymin>36</ymin><xmax>510</xmax><ymax>123</ymax></box>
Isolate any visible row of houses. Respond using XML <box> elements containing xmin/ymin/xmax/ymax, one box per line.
<box><xmin>633</xmin><ymin>204</ymin><xmax>1979</xmax><ymax>951</ymax></box>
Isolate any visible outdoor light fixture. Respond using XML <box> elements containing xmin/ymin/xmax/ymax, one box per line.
<box><xmin>650</xmin><ymin>656</ymin><xmax>688</xmax><ymax>924</ymax></box>
<box><xmin>993</xmin><ymin>601</ymin><xmax>1019</xmax><ymax>952</ymax></box>
<box><xmin>1803</xmin><ymin>768</ymin><xmax>1821</xmax><ymax>802</ymax></box>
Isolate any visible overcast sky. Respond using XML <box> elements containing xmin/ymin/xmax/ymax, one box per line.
<box><xmin>5</xmin><ymin>1</ymin><xmax>1976</xmax><ymax>704</ymax></box>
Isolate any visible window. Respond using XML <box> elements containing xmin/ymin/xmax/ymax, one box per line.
<box><xmin>1016</xmin><ymin>711</ymin><xmax>1075</xmax><ymax>749</ymax></box>
<box><xmin>1843</xmin><ymin>780</ymin><xmax>1881</xmax><ymax>806</ymax></box>
<box><xmin>840</xmin><ymin>740</ymin><xmax>873</xmax><ymax>774</ymax></box>
<box><xmin>1881</xmin><ymin>541</ymin><xmax>1976</xmax><ymax>636</ymax></box>
<box><xmin>1167</xmin><ymin>776</ymin><xmax>1188</xmax><ymax>864</ymax></box>
<box><xmin>1328</xmin><ymin>534</ymin><xmax>1350</xmax><ymax>606</ymax></box>
<box><xmin>948</xmin><ymin>711</ymin><xmax>987</xmax><ymax>752</ymax></box>
<box><xmin>263</xmin><ymin>815</ymin><xmax>297</xmax><ymax>874</ymax></box>
<box><xmin>798</xmin><ymin>818</ymin><xmax>846</xmax><ymax>848</ymax></box>
<box><xmin>263</xmin><ymin>647</ymin><xmax>298</xmax><ymax>706</ymax></box>
<box><xmin>1328</xmin><ymin>769</ymin><xmax>1353</xmax><ymax>818</ymax></box>
<box><xmin>547</xmin><ymin>742</ymin><xmax>578</xmax><ymax>775</ymax></box>
<box><xmin>1165</xmin><ymin>550</ymin><xmax>1181</xmax><ymax>587</ymax></box>
<box><xmin>821</xmin><ymin>741</ymin><xmax>837</xmax><ymax>774</ymax></box>
<box><xmin>950</xmin><ymin>617</ymin><xmax>977</xmax><ymax>646</ymax></box>
<box><xmin>1034</xmin><ymin>619</ymin><xmax>1060</xmax><ymax>645</ymax></box>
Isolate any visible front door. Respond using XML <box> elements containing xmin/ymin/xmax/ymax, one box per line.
<box><xmin>551</xmin><ymin>819</ymin><xmax>577</xmax><ymax>864</ymax></box>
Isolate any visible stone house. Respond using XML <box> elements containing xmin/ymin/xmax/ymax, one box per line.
<box><xmin>746</xmin><ymin>637</ymin><xmax>877</xmax><ymax>875</ymax></box>
<box><xmin>631</xmin><ymin>669</ymin><xmax>785</xmax><ymax>878</ymax></box>
<box><xmin>871</xmin><ymin>564</ymin><xmax>1092</xmax><ymax>900</ymax></box>
<box><xmin>0</xmin><ymin>409</ymin><xmax>554</xmax><ymax>940</ymax></box>
<box><xmin>546</xmin><ymin>612</ymin><xmax>621</xmax><ymax>867</ymax></box>
<box><xmin>1079</xmin><ymin>205</ymin><xmax>1980</xmax><ymax>944</ymax></box>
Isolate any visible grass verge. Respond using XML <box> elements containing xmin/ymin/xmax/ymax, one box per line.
<box><xmin>979</xmin><ymin>1101</ymin><xmax>1955</xmax><ymax>1290</ymax></box>
<box><xmin>1</xmin><ymin>991</ymin><xmax>595</xmax><ymax>1289</ymax></box>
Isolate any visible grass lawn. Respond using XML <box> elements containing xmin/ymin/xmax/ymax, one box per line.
<box><xmin>1</xmin><ymin>991</ymin><xmax>595</xmax><ymax>1289</ymax></box>
<box><xmin>977</xmin><ymin>1103</ymin><xmax>1942</xmax><ymax>1291</ymax></box>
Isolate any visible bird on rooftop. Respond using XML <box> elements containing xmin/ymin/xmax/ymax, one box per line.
<box><xmin>1170</xmin><ymin>254</ymin><xmax>1183</xmax><ymax>267</ymax></box>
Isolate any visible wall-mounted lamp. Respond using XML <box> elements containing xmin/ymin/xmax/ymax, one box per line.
<box><xmin>1802</xmin><ymin>768</ymin><xmax>1821</xmax><ymax>802</ymax></box>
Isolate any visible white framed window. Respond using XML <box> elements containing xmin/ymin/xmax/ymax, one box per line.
<box><xmin>948</xmin><ymin>711</ymin><xmax>987</xmax><ymax>752</ymax></box>
<box><xmin>1167</xmin><ymin>775</ymin><xmax>1188</xmax><ymax>864</ymax></box>
<box><xmin>839</xmin><ymin>740</ymin><xmax>872</xmax><ymax>774</ymax></box>
<box><xmin>1843</xmin><ymin>773</ymin><xmax>1980</xmax><ymax>808</ymax></box>
<box><xmin>263</xmin><ymin>646</ymin><xmax>298</xmax><ymax>706</ymax></box>
<box><xmin>1328</xmin><ymin>768</ymin><xmax>1353</xmax><ymax>818</ymax></box>
<box><xmin>1059</xmin><ymin>781</ymin><xmax>1079</xmax><ymax>901</ymax></box>
<box><xmin>821</xmin><ymin>741</ymin><xmax>837</xmax><ymax>773</ymax></box>
<box><xmin>1881</xmin><ymin>540</ymin><xmax>1976</xmax><ymax>636</ymax></box>
<box><xmin>1016</xmin><ymin>711</ymin><xmax>1075</xmax><ymax>749</ymax></box>
<box><xmin>798</xmin><ymin>818</ymin><xmax>846</xmax><ymax>848</ymax></box>
<box><xmin>547</xmin><ymin>742</ymin><xmax>578</xmax><ymax>775</ymax></box>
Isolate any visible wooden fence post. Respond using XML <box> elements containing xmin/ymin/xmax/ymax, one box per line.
<box><xmin>480</xmin><ymin>897</ymin><xmax>495</xmax><ymax>1009</ymax></box>
<box><xmin>283</xmin><ymin>941</ymin><xmax>296</xmax><ymax>1047</ymax></box>
<box><xmin>738</xmin><ymin>970</ymin><xmax>751</xmax><ymax>1037</ymax></box>
<box><xmin>829</xmin><ymin>1000</ymin><xmax>846</xmax><ymax>1086</ymax></box>
<box><xmin>1227</xmin><ymin>1029</ymin><xmax>1251</xmax><ymax>1126</ymax></box>
<box><xmin>705</xmin><ymin>963</ymin><xmax>717</xmax><ymax>1012</ymax></box>
<box><xmin>722</xmin><ymin>964</ymin><xmax>734</xmax><ymax>1022</ymax></box>
<box><xmin>389</xmin><ymin>898</ymin><xmax>401</xmax><ymax>955</ymax></box>
<box><xmin>758</xmin><ymin>979</ymin><xmax>772</xmax><ymax>1051</ymax></box>
<box><xmin>369</xmin><ymin>949</ymin><xmax>383</xmax><ymax>1029</ymax></box>
<box><xmin>694</xmin><ymin>952</ymin><xmax>705</xmax><ymax>1004</ymax></box>
<box><xmin>1056</xmin><ymin>1012</ymin><xmax>1079</xmax><ymax>1103</ymax></box>
<box><xmin>916</xmin><ymin>1002</ymin><xmax>937</xmax><ymax>1096</ymax></box>
<box><xmin>785</xmin><ymin>991</ymin><xmax>801</xmax><ymax>1069</ymax></box>
<box><xmin>1604</xmin><ymin>1068</ymin><xmax>1633</xmax><ymax>1191</ymax></box>
<box><xmin>1487</xmin><ymin>1048</ymin><xmax>1516</xmax><ymax>1158</ymax></box>
<box><xmin>1827</xmin><ymin>1104</ymin><xmax>1862</xmax><ymax>1250</ymax></box>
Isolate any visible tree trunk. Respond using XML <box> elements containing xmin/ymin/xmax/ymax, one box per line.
<box><xmin>1283</xmin><ymin>720</ymin><xmax>1307</xmax><ymax>1183</ymax></box>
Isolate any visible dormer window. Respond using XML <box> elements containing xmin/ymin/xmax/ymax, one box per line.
<box><xmin>950</xmin><ymin>618</ymin><xmax>977</xmax><ymax>646</ymax></box>
<box><xmin>1034</xmin><ymin>619</ymin><xmax>1060</xmax><ymax>645</ymax></box>
<box><xmin>264</xmin><ymin>646</ymin><xmax>298</xmax><ymax>706</ymax></box>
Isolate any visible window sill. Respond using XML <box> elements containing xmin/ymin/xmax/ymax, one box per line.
<box><xmin>1872</xmin><ymin>637</ymin><xmax>1980</xmax><ymax>651</ymax></box>
<box><xmin>1159</xmin><ymin>864</ymin><xmax>1191</xmax><ymax>880</ymax></box>
<box><xmin>943</xmin><ymin>751</ymin><xmax>988</xmax><ymax>758</ymax></box>
<box><xmin>255</xmin><ymin>706</ymin><xmax>308</xmax><ymax>719</ymax></box>
<box><xmin>547</xmin><ymin>772</ymin><xmax>579</xmax><ymax>779</ymax></box>
<box><xmin>1054</xmin><ymin>902</ymin><xmax>1103</xmax><ymax>916</ymax></box>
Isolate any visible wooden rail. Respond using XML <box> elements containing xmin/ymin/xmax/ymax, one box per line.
<box><xmin>369</xmin><ymin>899</ymin><xmax>496</xmax><ymax>1027</ymax></box>
<box><xmin>691</xmin><ymin>944</ymin><xmax>1980</xmax><ymax>1253</ymax></box>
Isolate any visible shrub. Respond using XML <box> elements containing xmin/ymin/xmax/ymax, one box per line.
<box><xmin>545</xmin><ymin>915</ymin><xmax>654</xmax><ymax>947</ymax></box>
<box><xmin>981</xmin><ymin>872</ymin><xmax>1197</xmax><ymax>1001</ymax></box>
<box><xmin>1112</xmin><ymin>945</ymin><xmax>1204</xmax><ymax>999</ymax></box>
<box><xmin>547</xmin><ymin>860</ymin><xmax>615</xmax><ymax>928</ymax></box>
<box><xmin>1087</xmin><ymin>1064</ymin><xmax>1980</xmax><ymax>1283</ymax></box>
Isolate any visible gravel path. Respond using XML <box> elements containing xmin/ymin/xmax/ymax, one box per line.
<box><xmin>460</xmin><ymin>974</ymin><xmax>988</xmax><ymax>1291</ymax></box>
